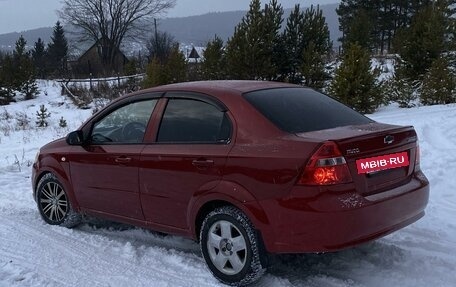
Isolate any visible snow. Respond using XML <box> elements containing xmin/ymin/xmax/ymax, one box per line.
<box><xmin>1</xmin><ymin>81</ymin><xmax>456</xmax><ymax>287</ymax></box>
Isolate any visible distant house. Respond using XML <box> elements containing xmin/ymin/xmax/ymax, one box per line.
<box><xmin>185</xmin><ymin>46</ymin><xmax>204</xmax><ymax>63</ymax></box>
<box><xmin>69</xmin><ymin>39</ymin><xmax>129</xmax><ymax>77</ymax></box>
<box><xmin>188</xmin><ymin>46</ymin><xmax>200</xmax><ymax>61</ymax></box>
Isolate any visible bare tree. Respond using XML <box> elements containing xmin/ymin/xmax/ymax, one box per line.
<box><xmin>146</xmin><ymin>30</ymin><xmax>176</xmax><ymax>64</ymax></box>
<box><xmin>59</xmin><ymin>0</ymin><xmax>176</xmax><ymax>70</ymax></box>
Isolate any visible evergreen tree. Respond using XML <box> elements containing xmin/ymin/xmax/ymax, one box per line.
<box><xmin>280</xmin><ymin>5</ymin><xmax>305</xmax><ymax>83</ymax></box>
<box><xmin>328</xmin><ymin>43</ymin><xmax>382</xmax><ymax>114</ymax></box>
<box><xmin>394</xmin><ymin>3</ymin><xmax>447</xmax><ymax>80</ymax></box>
<box><xmin>47</xmin><ymin>21</ymin><xmax>68</xmax><ymax>77</ymax></box>
<box><xmin>36</xmin><ymin>104</ymin><xmax>51</xmax><ymax>127</ymax></box>
<box><xmin>337</xmin><ymin>0</ymin><xmax>441</xmax><ymax>54</ymax></box>
<box><xmin>143</xmin><ymin>44</ymin><xmax>187</xmax><ymax>88</ymax></box>
<box><xmin>13</xmin><ymin>36</ymin><xmax>39</xmax><ymax>100</ymax></box>
<box><xmin>225</xmin><ymin>0</ymin><xmax>283</xmax><ymax>80</ymax></box>
<box><xmin>32</xmin><ymin>38</ymin><xmax>47</xmax><ymax>78</ymax></box>
<box><xmin>262</xmin><ymin>0</ymin><xmax>284</xmax><ymax>80</ymax></box>
<box><xmin>0</xmin><ymin>54</ymin><xmax>16</xmax><ymax>105</ymax></box>
<box><xmin>300</xmin><ymin>5</ymin><xmax>332</xmax><ymax>90</ymax></box>
<box><xmin>59</xmin><ymin>117</ymin><xmax>68</xmax><ymax>128</ymax></box>
<box><xmin>388</xmin><ymin>65</ymin><xmax>419</xmax><ymax>108</ymax></box>
<box><xmin>344</xmin><ymin>8</ymin><xmax>374</xmax><ymax>50</ymax></box>
<box><xmin>143</xmin><ymin>58</ymin><xmax>162</xmax><ymax>88</ymax></box>
<box><xmin>201</xmin><ymin>36</ymin><xmax>226</xmax><ymax>80</ymax></box>
<box><xmin>165</xmin><ymin>45</ymin><xmax>187</xmax><ymax>84</ymax></box>
<box><xmin>279</xmin><ymin>4</ymin><xmax>331</xmax><ymax>86</ymax></box>
<box><xmin>225</xmin><ymin>24</ymin><xmax>249</xmax><ymax>79</ymax></box>
<box><xmin>421</xmin><ymin>56</ymin><xmax>456</xmax><ymax>105</ymax></box>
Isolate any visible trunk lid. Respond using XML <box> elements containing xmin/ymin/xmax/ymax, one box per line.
<box><xmin>296</xmin><ymin>122</ymin><xmax>419</xmax><ymax>195</ymax></box>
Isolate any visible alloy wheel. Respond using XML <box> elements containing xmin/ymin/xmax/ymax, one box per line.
<box><xmin>206</xmin><ymin>220</ymin><xmax>248</xmax><ymax>275</ymax></box>
<box><xmin>39</xmin><ymin>181</ymin><xmax>69</xmax><ymax>223</ymax></box>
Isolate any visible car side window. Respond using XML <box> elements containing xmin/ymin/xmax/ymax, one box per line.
<box><xmin>157</xmin><ymin>98</ymin><xmax>231</xmax><ymax>143</ymax></box>
<box><xmin>91</xmin><ymin>99</ymin><xmax>157</xmax><ymax>144</ymax></box>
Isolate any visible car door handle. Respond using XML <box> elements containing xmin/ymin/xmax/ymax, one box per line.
<box><xmin>192</xmin><ymin>159</ymin><xmax>214</xmax><ymax>168</ymax></box>
<box><xmin>115</xmin><ymin>156</ymin><xmax>132</xmax><ymax>163</ymax></box>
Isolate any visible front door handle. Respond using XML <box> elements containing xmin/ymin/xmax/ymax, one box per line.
<box><xmin>115</xmin><ymin>156</ymin><xmax>132</xmax><ymax>163</ymax></box>
<box><xmin>192</xmin><ymin>159</ymin><xmax>214</xmax><ymax>168</ymax></box>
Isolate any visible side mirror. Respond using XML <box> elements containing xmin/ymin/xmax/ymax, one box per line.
<box><xmin>66</xmin><ymin>130</ymin><xmax>84</xmax><ymax>146</ymax></box>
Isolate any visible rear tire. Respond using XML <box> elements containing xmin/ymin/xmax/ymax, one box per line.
<box><xmin>200</xmin><ymin>206</ymin><xmax>266</xmax><ymax>286</ymax></box>
<box><xmin>36</xmin><ymin>173</ymin><xmax>81</xmax><ymax>228</ymax></box>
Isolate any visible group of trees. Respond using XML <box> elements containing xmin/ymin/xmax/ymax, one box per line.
<box><xmin>202</xmin><ymin>0</ymin><xmax>332</xmax><ymax>89</ymax></box>
<box><xmin>2</xmin><ymin>0</ymin><xmax>456</xmax><ymax>113</ymax></box>
<box><xmin>330</xmin><ymin>0</ymin><xmax>456</xmax><ymax>112</ymax></box>
<box><xmin>337</xmin><ymin>0</ymin><xmax>446</xmax><ymax>54</ymax></box>
<box><xmin>0</xmin><ymin>36</ymin><xmax>37</xmax><ymax>104</ymax></box>
<box><xmin>142</xmin><ymin>0</ymin><xmax>332</xmax><ymax>89</ymax></box>
<box><xmin>0</xmin><ymin>22</ymin><xmax>69</xmax><ymax>105</ymax></box>
<box><xmin>142</xmin><ymin>0</ymin><xmax>456</xmax><ymax>112</ymax></box>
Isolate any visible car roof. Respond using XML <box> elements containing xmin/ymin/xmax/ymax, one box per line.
<box><xmin>136</xmin><ymin>80</ymin><xmax>300</xmax><ymax>96</ymax></box>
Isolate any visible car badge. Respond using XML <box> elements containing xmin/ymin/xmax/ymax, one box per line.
<box><xmin>346</xmin><ymin>148</ymin><xmax>360</xmax><ymax>155</ymax></box>
<box><xmin>384</xmin><ymin>135</ymin><xmax>395</xmax><ymax>145</ymax></box>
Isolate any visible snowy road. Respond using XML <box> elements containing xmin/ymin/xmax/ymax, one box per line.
<box><xmin>1</xmin><ymin>85</ymin><xmax>455</xmax><ymax>286</ymax></box>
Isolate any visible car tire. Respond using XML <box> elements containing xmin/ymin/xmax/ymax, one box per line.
<box><xmin>200</xmin><ymin>206</ymin><xmax>266</xmax><ymax>286</ymax></box>
<box><xmin>36</xmin><ymin>173</ymin><xmax>81</xmax><ymax>228</ymax></box>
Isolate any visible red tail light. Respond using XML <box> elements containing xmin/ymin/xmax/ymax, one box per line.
<box><xmin>298</xmin><ymin>141</ymin><xmax>353</xmax><ymax>185</ymax></box>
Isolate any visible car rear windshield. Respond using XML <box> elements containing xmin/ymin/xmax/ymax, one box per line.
<box><xmin>244</xmin><ymin>87</ymin><xmax>373</xmax><ymax>133</ymax></box>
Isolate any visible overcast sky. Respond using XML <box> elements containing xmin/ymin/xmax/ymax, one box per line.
<box><xmin>0</xmin><ymin>0</ymin><xmax>339</xmax><ymax>34</ymax></box>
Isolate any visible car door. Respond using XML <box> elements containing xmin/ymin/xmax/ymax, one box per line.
<box><xmin>139</xmin><ymin>93</ymin><xmax>233</xmax><ymax>230</ymax></box>
<box><xmin>68</xmin><ymin>98</ymin><xmax>158</xmax><ymax>220</ymax></box>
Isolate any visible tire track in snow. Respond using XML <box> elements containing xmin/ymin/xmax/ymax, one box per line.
<box><xmin>0</xmin><ymin>210</ymin><xmax>220</xmax><ymax>287</ymax></box>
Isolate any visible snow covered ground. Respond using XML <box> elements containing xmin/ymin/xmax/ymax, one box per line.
<box><xmin>0</xmin><ymin>81</ymin><xmax>455</xmax><ymax>287</ymax></box>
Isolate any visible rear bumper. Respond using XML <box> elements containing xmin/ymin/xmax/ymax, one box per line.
<box><xmin>254</xmin><ymin>171</ymin><xmax>429</xmax><ymax>253</ymax></box>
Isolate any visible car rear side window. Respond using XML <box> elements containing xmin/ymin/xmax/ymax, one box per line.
<box><xmin>244</xmin><ymin>88</ymin><xmax>373</xmax><ymax>133</ymax></box>
<box><xmin>157</xmin><ymin>98</ymin><xmax>231</xmax><ymax>143</ymax></box>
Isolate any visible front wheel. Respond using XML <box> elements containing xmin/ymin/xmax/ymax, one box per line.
<box><xmin>36</xmin><ymin>173</ymin><xmax>81</xmax><ymax>228</ymax></box>
<box><xmin>200</xmin><ymin>206</ymin><xmax>266</xmax><ymax>286</ymax></box>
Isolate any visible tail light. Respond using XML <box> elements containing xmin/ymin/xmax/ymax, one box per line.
<box><xmin>298</xmin><ymin>141</ymin><xmax>352</xmax><ymax>185</ymax></box>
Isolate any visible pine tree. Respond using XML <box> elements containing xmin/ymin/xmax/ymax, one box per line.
<box><xmin>143</xmin><ymin>44</ymin><xmax>187</xmax><ymax>88</ymax></box>
<box><xmin>36</xmin><ymin>105</ymin><xmax>51</xmax><ymax>127</ymax></box>
<box><xmin>328</xmin><ymin>43</ymin><xmax>383</xmax><ymax>114</ymax></box>
<box><xmin>143</xmin><ymin>58</ymin><xmax>162</xmax><ymax>88</ymax></box>
<box><xmin>301</xmin><ymin>41</ymin><xmax>328</xmax><ymax>90</ymax></box>
<box><xmin>394</xmin><ymin>3</ymin><xmax>447</xmax><ymax>80</ymax></box>
<box><xmin>261</xmin><ymin>0</ymin><xmax>284</xmax><ymax>80</ymax></box>
<box><xmin>344</xmin><ymin>8</ymin><xmax>374</xmax><ymax>50</ymax></box>
<box><xmin>337</xmin><ymin>0</ymin><xmax>439</xmax><ymax>54</ymax></box>
<box><xmin>421</xmin><ymin>57</ymin><xmax>456</xmax><ymax>105</ymax></box>
<box><xmin>32</xmin><ymin>38</ymin><xmax>47</xmax><ymax>78</ymax></box>
<box><xmin>201</xmin><ymin>36</ymin><xmax>226</xmax><ymax>80</ymax></box>
<box><xmin>280</xmin><ymin>5</ymin><xmax>305</xmax><ymax>83</ymax></box>
<box><xmin>225</xmin><ymin>0</ymin><xmax>283</xmax><ymax>80</ymax></box>
<box><xmin>279</xmin><ymin>4</ymin><xmax>331</xmax><ymax>86</ymax></box>
<box><xmin>47</xmin><ymin>21</ymin><xmax>68</xmax><ymax>77</ymax></box>
<box><xmin>0</xmin><ymin>54</ymin><xmax>16</xmax><ymax>105</ymax></box>
<box><xmin>165</xmin><ymin>45</ymin><xmax>187</xmax><ymax>84</ymax></box>
<box><xmin>59</xmin><ymin>117</ymin><xmax>68</xmax><ymax>128</ymax></box>
<box><xmin>300</xmin><ymin>5</ymin><xmax>332</xmax><ymax>90</ymax></box>
<box><xmin>225</xmin><ymin>24</ymin><xmax>248</xmax><ymax>79</ymax></box>
<box><xmin>13</xmin><ymin>36</ymin><xmax>39</xmax><ymax>100</ymax></box>
<box><xmin>388</xmin><ymin>65</ymin><xmax>419</xmax><ymax>108</ymax></box>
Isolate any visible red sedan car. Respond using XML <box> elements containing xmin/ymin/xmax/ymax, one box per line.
<box><xmin>32</xmin><ymin>81</ymin><xmax>429</xmax><ymax>286</ymax></box>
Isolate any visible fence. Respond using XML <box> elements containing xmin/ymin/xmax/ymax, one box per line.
<box><xmin>58</xmin><ymin>73</ymin><xmax>145</xmax><ymax>107</ymax></box>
